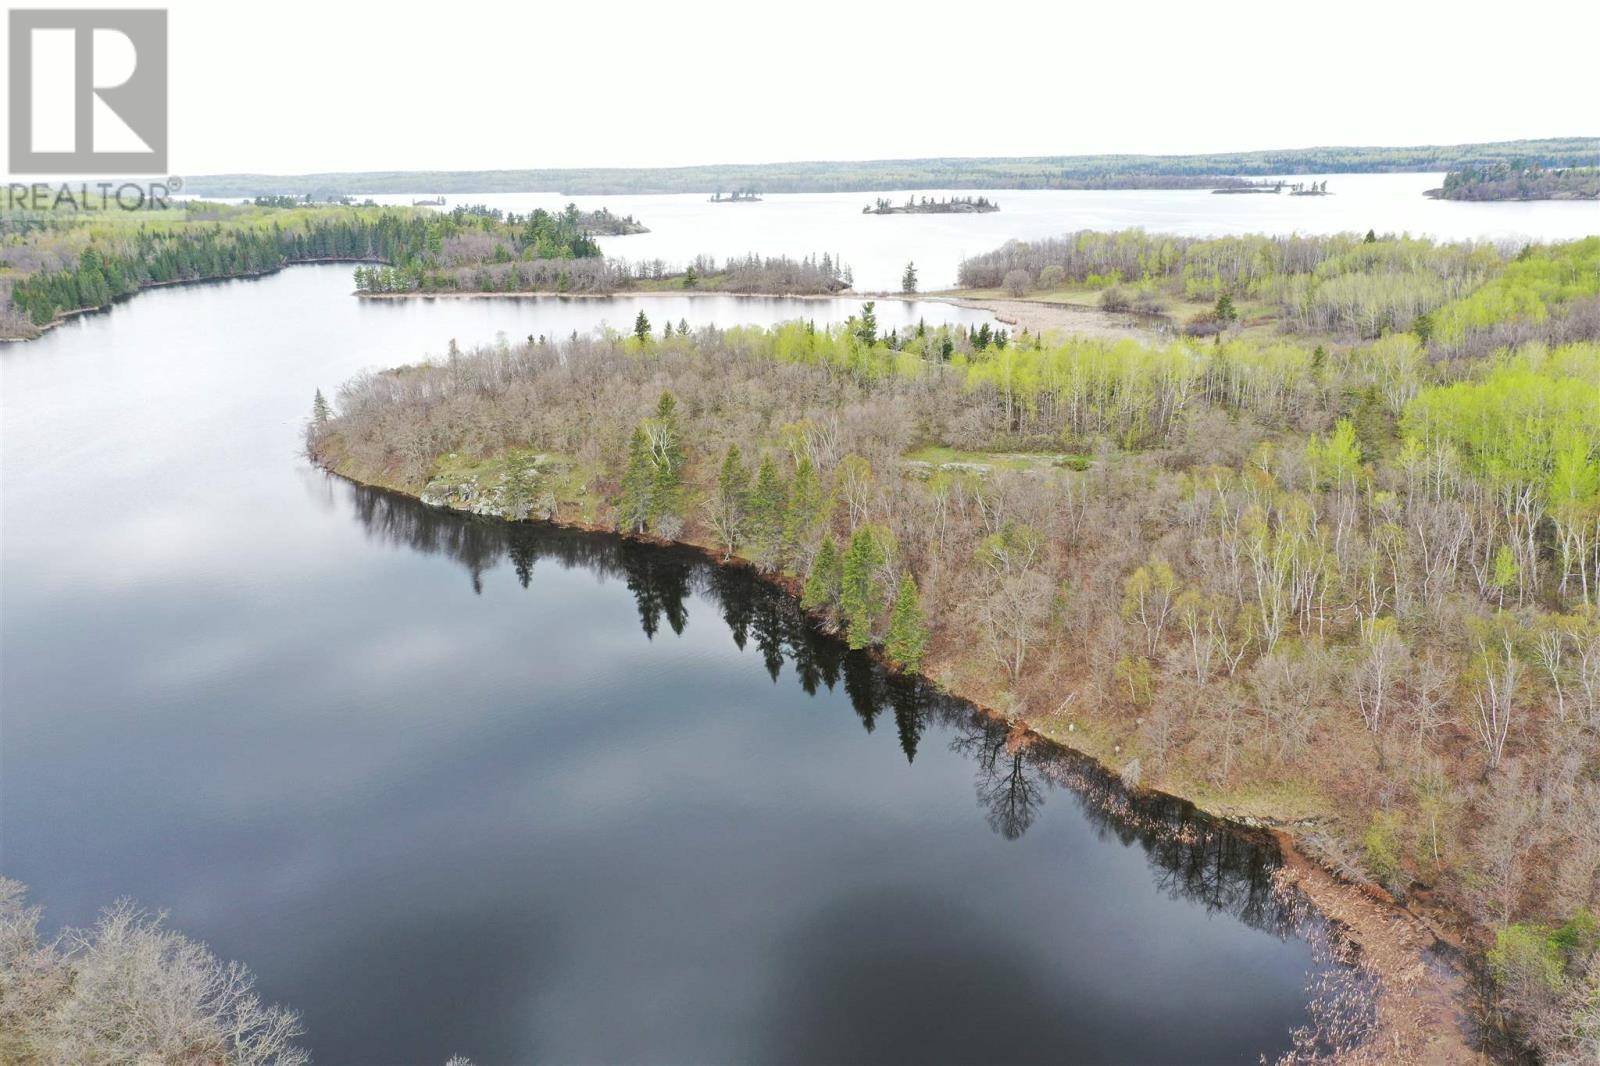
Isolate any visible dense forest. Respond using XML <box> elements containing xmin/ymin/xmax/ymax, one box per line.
<box><xmin>1430</xmin><ymin>165</ymin><xmax>1600</xmax><ymax>202</ymax></box>
<box><xmin>313</xmin><ymin>232</ymin><xmax>1600</xmax><ymax>1061</ymax></box>
<box><xmin>183</xmin><ymin>138</ymin><xmax>1600</xmax><ymax>197</ymax></box>
<box><xmin>0</xmin><ymin>201</ymin><xmax>614</xmax><ymax>338</ymax></box>
<box><xmin>0</xmin><ymin>200</ymin><xmax>862</xmax><ymax>337</ymax></box>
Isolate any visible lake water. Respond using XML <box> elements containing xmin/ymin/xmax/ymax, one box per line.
<box><xmin>0</xmin><ymin>265</ymin><xmax>1350</xmax><ymax>1063</ymax></box>
<box><xmin>369</xmin><ymin>173</ymin><xmax>1600</xmax><ymax>290</ymax></box>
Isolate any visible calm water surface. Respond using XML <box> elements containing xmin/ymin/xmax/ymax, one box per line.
<box><xmin>2</xmin><ymin>266</ymin><xmax>1344</xmax><ymax>1062</ymax></box>
<box><xmin>371</xmin><ymin>173</ymin><xmax>1600</xmax><ymax>289</ymax></box>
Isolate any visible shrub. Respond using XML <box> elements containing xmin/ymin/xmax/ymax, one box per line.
<box><xmin>1099</xmin><ymin>286</ymin><xmax>1132</xmax><ymax>313</ymax></box>
<box><xmin>1003</xmin><ymin>269</ymin><xmax>1033</xmax><ymax>297</ymax></box>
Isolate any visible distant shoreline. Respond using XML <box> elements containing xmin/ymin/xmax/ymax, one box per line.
<box><xmin>179</xmin><ymin>137</ymin><xmax>1599</xmax><ymax>198</ymax></box>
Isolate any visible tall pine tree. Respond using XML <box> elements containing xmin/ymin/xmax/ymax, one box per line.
<box><xmin>802</xmin><ymin>536</ymin><xmax>842</xmax><ymax>613</ymax></box>
<box><xmin>884</xmin><ymin>574</ymin><xmax>929</xmax><ymax>672</ymax></box>
<box><xmin>782</xmin><ymin>457</ymin><xmax>824</xmax><ymax>571</ymax></box>
<box><xmin>747</xmin><ymin>455</ymin><xmax>788</xmax><ymax>570</ymax></box>
<box><xmin>840</xmin><ymin>526</ymin><xmax>887</xmax><ymax>649</ymax></box>
<box><xmin>618</xmin><ymin>426</ymin><xmax>654</xmax><ymax>532</ymax></box>
<box><xmin>711</xmin><ymin>444</ymin><xmax>748</xmax><ymax>558</ymax></box>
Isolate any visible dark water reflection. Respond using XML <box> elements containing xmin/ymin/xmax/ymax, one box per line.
<box><xmin>338</xmin><ymin>480</ymin><xmax>1352</xmax><ymax>1063</ymax></box>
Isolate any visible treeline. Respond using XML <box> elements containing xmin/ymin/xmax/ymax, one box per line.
<box><xmin>958</xmin><ymin>230</ymin><xmax>1600</xmax><ymax>348</ymax></box>
<box><xmin>357</xmin><ymin>251</ymin><xmax>851</xmax><ymax>297</ymax></box>
<box><xmin>314</xmin><ymin>250</ymin><xmax>1600</xmax><ymax>1058</ymax></box>
<box><xmin>0</xmin><ymin>200</ymin><xmax>662</xmax><ymax>335</ymax></box>
<box><xmin>865</xmin><ymin>195</ymin><xmax>998</xmax><ymax>215</ymax></box>
<box><xmin>0</xmin><ymin>201</ymin><xmax>617</xmax><ymax>335</ymax></box>
<box><xmin>183</xmin><ymin>138</ymin><xmax>1600</xmax><ymax>197</ymax></box>
<box><xmin>1430</xmin><ymin>164</ymin><xmax>1600</xmax><ymax>202</ymax></box>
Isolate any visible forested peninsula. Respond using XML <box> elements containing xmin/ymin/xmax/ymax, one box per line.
<box><xmin>184</xmin><ymin>138</ymin><xmax>1599</xmax><ymax>198</ymax></box>
<box><xmin>1429</xmin><ymin>165</ymin><xmax>1600</xmax><ymax>202</ymax></box>
<box><xmin>311</xmin><ymin>231</ymin><xmax>1600</xmax><ymax>1063</ymax></box>
<box><xmin>0</xmin><ymin>200</ymin><xmax>849</xmax><ymax>340</ymax></box>
<box><xmin>0</xmin><ymin>201</ymin><xmax>626</xmax><ymax>339</ymax></box>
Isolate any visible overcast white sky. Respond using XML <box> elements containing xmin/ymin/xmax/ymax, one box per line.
<box><xmin>4</xmin><ymin>0</ymin><xmax>1598</xmax><ymax>176</ymax></box>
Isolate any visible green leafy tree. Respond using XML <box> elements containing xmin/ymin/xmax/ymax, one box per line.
<box><xmin>682</xmin><ymin>266</ymin><xmax>697</xmax><ymax>289</ymax></box>
<box><xmin>633</xmin><ymin>309</ymin><xmax>652</xmax><ymax>343</ymax></box>
<box><xmin>1492</xmin><ymin>544</ymin><xmax>1519</xmax><ymax>606</ymax></box>
<box><xmin>901</xmin><ymin>261</ymin><xmax>918</xmax><ymax>295</ymax></box>
<box><xmin>802</xmin><ymin>536</ymin><xmax>842</xmax><ymax>613</ymax></box>
<box><xmin>884</xmin><ymin>573</ymin><xmax>929</xmax><ymax>672</ymax></box>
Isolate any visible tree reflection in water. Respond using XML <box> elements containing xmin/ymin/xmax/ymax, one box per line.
<box><xmin>338</xmin><ymin>479</ymin><xmax>1379</xmax><ymax>1052</ymax></box>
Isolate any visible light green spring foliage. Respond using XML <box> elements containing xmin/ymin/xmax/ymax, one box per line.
<box><xmin>1489</xmin><ymin>911</ymin><xmax>1599</xmax><ymax>994</ymax></box>
<box><xmin>1431</xmin><ymin>237</ymin><xmax>1600</xmax><ymax>344</ymax></box>
<box><xmin>1307</xmin><ymin>419</ymin><xmax>1365</xmax><ymax>491</ymax></box>
<box><xmin>1402</xmin><ymin>343</ymin><xmax>1600</xmax><ymax>503</ymax></box>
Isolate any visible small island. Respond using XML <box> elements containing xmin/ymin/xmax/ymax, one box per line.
<box><xmin>1212</xmin><ymin>180</ymin><xmax>1286</xmax><ymax>195</ymax></box>
<box><xmin>1427</xmin><ymin>164</ymin><xmax>1600</xmax><ymax>201</ymax></box>
<box><xmin>864</xmin><ymin>195</ymin><xmax>999</xmax><ymax>215</ymax></box>
<box><xmin>709</xmin><ymin>189</ymin><xmax>761</xmax><ymax>203</ymax></box>
<box><xmin>577</xmin><ymin>206</ymin><xmax>649</xmax><ymax>235</ymax></box>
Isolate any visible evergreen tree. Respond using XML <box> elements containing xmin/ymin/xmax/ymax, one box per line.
<box><xmin>1412</xmin><ymin>312</ymin><xmax>1434</xmax><ymax>344</ymax></box>
<box><xmin>677</xmin><ymin>318</ymin><xmax>689</xmax><ymax>335</ymax></box>
<box><xmin>633</xmin><ymin>309</ymin><xmax>652</xmax><ymax>342</ymax></box>
<box><xmin>802</xmin><ymin>536</ymin><xmax>842</xmax><ymax>613</ymax></box>
<box><xmin>647</xmin><ymin>393</ymin><xmax>686</xmax><ymax>527</ymax></box>
<box><xmin>884</xmin><ymin>573</ymin><xmax>929</xmax><ymax>672</ymax></box>
<box><xmin>901</xmin><ymin>261</ymin><xmax>918</xmax><ymax>294</ymax></box>
<box><xmin>1364</xmin><ymin>228</ymin><xmax>1378</xmax><ymax>243</ymax></box>
<box><xmin>311</xmin><ymin>389</ymin><xmax>331</xmax><ymax>425</ymax></box>
<box><xmin>747</xmin><ymin>455</ymin><xmax>789</xmax><ymax>569</ymax></box>
<box><xmin>1215</xmin><ymin>293</ymin><xmax>1238</xmax><ymax>324</ymax></box>
<box><xmin>663</xmin><ymin>320</ymin><xmax>672</xmax><ymax>339</ymax></box>
<box><xmin>683</xmin><ymin>265</ymin><xmax>697</xmax><ymax>289</ymax></box>
<box><xmin>618</xmin><ymin>426</ymin><xmax>654</xmax><ymax>532</ymax></box>
<box><xmin>711</xmin><ymin>444</ymin><xmax>748</xmax><ymax>557</ymax></box>
<box><xmin>840</xmin><ymin>526</ymin><xmax>888</xmax><ymax>649</ymax></box>
<box><xmin>855</xmin><ymin>301</ymin><xmax>878</xmax><ymax>346</ymax></box>
<box><xmin>782</xmin><ymin>457</ymin><xmax>824</xmax><ymax>569</ymax></box>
